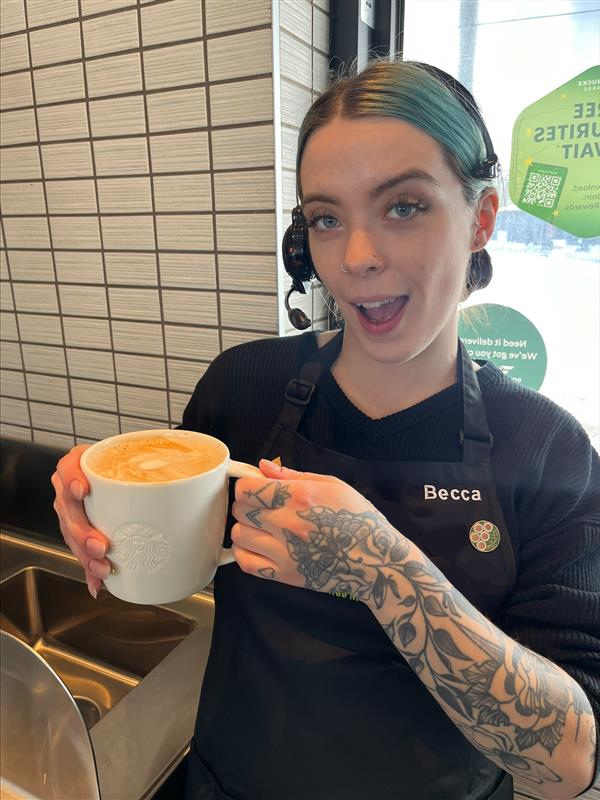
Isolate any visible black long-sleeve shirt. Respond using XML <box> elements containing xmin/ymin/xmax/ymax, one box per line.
<box><xmin>182</xmin><ymin>331</ymin><xmax>600</xmax><ymax>790</ymax></box>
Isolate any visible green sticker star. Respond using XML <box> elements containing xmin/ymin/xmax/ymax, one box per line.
<box><xmin>509</xmin><ymin>65</ymin><xmax>600</xmax><ymax>239</ymax></box>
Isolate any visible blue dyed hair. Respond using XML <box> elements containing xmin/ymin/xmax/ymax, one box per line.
<box><xmin>296</xmin><ymin>59</ymin><xmax>497</xmax><ymax>293</ymax></box>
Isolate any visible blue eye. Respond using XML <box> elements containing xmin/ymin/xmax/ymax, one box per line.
<box><xmin>388</xmin><ymin>202</ymin><xmax>421</xmax><ymax>219</ymax></box>
<box><xmin>307</xmin><ymin>214</ymin><xmax>339</xmax><ymax>230</ymax></box>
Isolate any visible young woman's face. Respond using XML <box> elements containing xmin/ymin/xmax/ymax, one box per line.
<box><xmin>300</xmin><ymin>116</ymin><xmax>492</xmax><ymax>369</ymax></box>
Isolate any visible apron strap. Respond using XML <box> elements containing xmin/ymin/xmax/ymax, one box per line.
<box><xmin>259</xmin><ymin>333</ymin><xmax>342</xmax><ymax>459</ymax></box>
<box><xmin>458</xmin><ymin>340</ymin><xmax>494</xmax><ymax>463</ymax></box>
<box><xmin>278</xmin><ymin>332</ymin><xmax>343</xmax><ymax>432</ymax></box>
<box><xmin>266</xmin><ymin>333</ymin><xmax>493</xmax><ymax>465</ymax></box>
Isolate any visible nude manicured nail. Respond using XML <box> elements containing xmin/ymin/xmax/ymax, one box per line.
<box><xmin>89</xmin><ymin>559</ymin><xmax>110</xmax><ymax>580</ymax></box>
<box><xmin>70</xmin><ymin>479</ymin><xmax>84</xmax><ymax>500</ymax></box>
<box><xmin>262</xmin><ymin>458</ymin><xmax>281</xmax><ymax>471</ymax></box>
<box><xmin>86</xmin><ymin>538</ymin><xmax>106</xmax><ymax>558</ymax></box>
<box><xmin>87</xmin><ymin>580</ymin><xmax>98</xmax><ymax>600</ymax></box>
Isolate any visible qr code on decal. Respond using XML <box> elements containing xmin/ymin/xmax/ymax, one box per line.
<box><xmin>520</xmin><ymin>165</ymin><xmax>566</xmax><ymax>210</ymax></box>
<box><xmin>519</xmin><ymin>163</ymin><xmax>567</xmax><ymax>213</ymax></box>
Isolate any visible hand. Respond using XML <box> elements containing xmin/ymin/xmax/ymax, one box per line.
<box><xmin>51</xmin><ymin>445</ymin><xmax>111</xmax><ymax>598</ymax></box>
<box><xmin>231</xmin><ymin>459</ymin><xmax>409</xmax><ymax>603</ymax></box>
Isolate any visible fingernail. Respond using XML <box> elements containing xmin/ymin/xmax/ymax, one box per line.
<box><xmin>70</xmin><ymin>479</ymin><xmax>84</xmax><ymax>500</ymax></box>
<box><xmin>87</xmin><ymin>580</ymin><xmax>98</xmax><ymax>600</ymax></box>
<box><xmin>86</xmin><ymin>538</ymin><xmax>105</xmax><ymax>558</ymax></box>
<box><xmin>89</xmin><ymin>559</ymin><xmax>110</xmax><ymax>580</ymax></box>
<box><xmin>262</xmin><ymin>458</ymin><xmax>281</xmax><ymax>472</ymax></box>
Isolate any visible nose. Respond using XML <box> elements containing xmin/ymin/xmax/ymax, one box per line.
<box><xmin>340</xmin><ymin>228</ymin><xmax>383</xmax><ymax>274</ymax></box>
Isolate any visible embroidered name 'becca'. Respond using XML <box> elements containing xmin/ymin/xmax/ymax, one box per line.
<box><xmin>424</xmin><ymin>484</ymin><xmax>482</xmax><ymax>501</ymax></box>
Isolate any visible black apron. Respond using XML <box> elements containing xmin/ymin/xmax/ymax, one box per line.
<box><xmin>187</xmin><ymin>333</ymin><xmax>517</xmax><ymax>800</ymax></box>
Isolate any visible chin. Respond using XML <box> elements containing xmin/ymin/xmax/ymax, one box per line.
<box><xmin>348</xmin><ymin>328</ymin><xmax>423</xmax><ymax>366</ymax></box>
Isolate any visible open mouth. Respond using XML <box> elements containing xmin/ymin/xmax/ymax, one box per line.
<box><xmin>353</xmin><ymin>296</ymin><xmax>408</xmax><ymax>325</ymax></box>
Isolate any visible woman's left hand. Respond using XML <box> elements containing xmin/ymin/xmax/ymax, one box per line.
<box><xmin>231</xmin><ymin>459</ymin><xmax>410</xmax><ymax>600</ymax></box>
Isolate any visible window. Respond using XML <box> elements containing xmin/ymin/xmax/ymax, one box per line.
<box><xmin>403</xmin><ymin>0</ymin><xmax>600</xmax><ymax>448</ymax></box>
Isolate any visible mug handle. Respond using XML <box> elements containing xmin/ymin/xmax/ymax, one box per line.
<box><xmin>218</xmin><ymin>460</ymin><xmax>264</xmax><ymax>567</ymax></box>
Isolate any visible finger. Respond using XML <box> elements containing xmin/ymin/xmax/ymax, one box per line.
<box><xmin>52</xmin><ymin>472</ymin><xmax>111</xmax><ymax>572</ymax></box>
<box><xmin>231</xmin><ymin>543</ymin><xmax>279</xmax><ymax>580</ymax></box>
<box><xmin>258</xmin><ymin>459</ymin><xmax>343</xmax><ymax>484</ymax></box>
<box><xmin>56</xmin><ymin>444</ymin><xmax>91</xmax><ymax>500</ymax></box>
<box><xmin>231</xmin><ymin>522</ymin><xmax>283</xmax><ymax>559</ymax></box>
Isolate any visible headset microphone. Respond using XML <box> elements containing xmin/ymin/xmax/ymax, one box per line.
<box><xmin>284</xmin><ymin>285</ymin><xmax>311</xmax><ymax>330</ymax></box>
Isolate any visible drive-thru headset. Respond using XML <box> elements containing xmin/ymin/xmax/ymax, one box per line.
<box><xmin>282</xmin><ymin>62</ymin><xmax>498</xmax><ymax>330</ymax></box>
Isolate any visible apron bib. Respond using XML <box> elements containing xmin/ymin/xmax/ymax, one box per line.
<box><xmin>188</xmin><ymin>334</ymin><xmax>517</xmax><ymax>800</ymax></box>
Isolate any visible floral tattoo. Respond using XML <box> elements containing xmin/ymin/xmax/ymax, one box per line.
<box><xmin>283</xmin><ymin>505</ymin><xmax>593</xmax><ymax>791</ymax></box>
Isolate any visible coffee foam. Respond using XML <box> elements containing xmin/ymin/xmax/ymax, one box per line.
<box><xmin>88</xmin><ymin>435</ymin><xmax>224</xmax><ymax>483</ymax></box>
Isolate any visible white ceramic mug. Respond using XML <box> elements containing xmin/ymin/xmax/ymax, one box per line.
<box><xmin>80</xmin><ymin>429</ymin><xmax>261</xmax><ymax>604</ymax></box>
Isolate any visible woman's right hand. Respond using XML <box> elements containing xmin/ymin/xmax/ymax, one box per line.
<box><xmin>51</xmin><ymin>445</ymin><xmax>111</xmax><ymax>599</ymax></box>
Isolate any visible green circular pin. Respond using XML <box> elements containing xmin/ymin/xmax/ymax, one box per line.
<box><xmin>469</xmin><ymin>520</ymin><xmax>501</xmax><ymax>553</ymax></box>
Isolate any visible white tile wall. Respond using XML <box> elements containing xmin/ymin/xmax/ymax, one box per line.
<box><xmin>0</xmin><ymin>0</ymin><xmax>330</xmax><ymax>446</ymax></box>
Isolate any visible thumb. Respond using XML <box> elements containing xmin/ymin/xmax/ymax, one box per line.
<box><xmin>259</xmin><ymin>458</ymin><xmax>302</xmax><ymax>479</ymax></box>
<box><xmin>258</xmin><ymin>459</ymin><xmax>342</xmax><ymax>484</ymax></box>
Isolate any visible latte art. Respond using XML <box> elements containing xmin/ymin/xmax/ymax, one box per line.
<box><xmin>88</xmin><ymin>435</ymin><xmax>224</xmax><ymax>483</ymax></box>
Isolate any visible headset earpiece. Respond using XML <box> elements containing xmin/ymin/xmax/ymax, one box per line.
<box><xmin>282</xmin><ymin>205</ymin><xmax>317</xmax><ymax>329</ymax></box>
<box><xmin>282</xmin><ymin>206</ymin><xmax>316</xmax><ymax>290</ymax></box>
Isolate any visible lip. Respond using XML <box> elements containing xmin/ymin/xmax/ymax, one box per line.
<box><xmin>350</xmin><ymin>295</ymin><xmax>409</xmax><ymax>336</ymax></box>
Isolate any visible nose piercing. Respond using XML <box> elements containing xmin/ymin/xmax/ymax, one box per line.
<box><xmin>340</xmin><ymin>253</ymin><xmax>381</xmax><ymax>273</ymax></box>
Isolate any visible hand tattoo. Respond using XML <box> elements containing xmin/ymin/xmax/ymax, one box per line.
<box><xmin>245</xmin><ymin>481</ymin><xmax>291</xmax><ymax>509</ymax></box>
<box><xmin>258</xmin><ymin>567</ymin><xmax>276</xmax><ymax>580</ymax></box>
<box><xmin>245</xmin><ymin>482</ymin><xmax>292</xmax><ymax>528</ymax></box>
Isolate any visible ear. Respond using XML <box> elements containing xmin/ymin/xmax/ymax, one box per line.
<box><xmin>472</xmin><ymin>188</ymin><xmax>499</xmax><ymax>252</ymax></box>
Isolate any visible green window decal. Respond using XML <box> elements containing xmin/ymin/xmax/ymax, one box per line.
<box><xmin>509</xmin><ymin>65</ymin><xmax>600</xmax><ymax>238</ymax></box>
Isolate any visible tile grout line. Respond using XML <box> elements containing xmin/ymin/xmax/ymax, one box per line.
<box><xmin>0</xmin><ymin>215</ymin><xmax>33</xmax><ymax>438</ymax></box>
<box><xmin>0</xmin><ymin>119</ymin><xmax>275</xmax><ymax>151</ymax></box>
<box><xmin>21</xmin><ymin>0</ymin><xmax>77</xmax><ymax>445</ymax></box>
<box><xmin>77</xmin><ymin>0</ymin><xmax>123</xmax><ymax>440</ymax></box>
<box><xmin>201</xmin><ymin>0</ymin><xmax>223</xmax><ymax>358</ymax></box>
<box><xmin>2</xmin><ymin>69</ymin><xmax>314</xmax><ymax>112</ymax></box>
<box><xmin>1</xmin><ymin>164</ymin><xmax>276</xmax><ymax>184</ymax></box>
<box><xmin>136</xmin><ymin>0</ymin><xmax>173</xmax><ymax>428</ymax></box>
<box><xmin>1</xmin><ymin>209</ymin><xmax>278</xmax><ymax>218</ymax></box>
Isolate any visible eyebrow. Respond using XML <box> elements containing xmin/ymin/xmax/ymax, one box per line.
<box><xmin>301</xmin><ymin>169</ymin><xmax>441</xmax><ymax>206</ymax></box>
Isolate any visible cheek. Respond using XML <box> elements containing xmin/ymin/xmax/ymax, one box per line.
<box><xmin>308</xmin><ymin>237</ymin><xmax>341</xmax><ymax>279</ymax></box>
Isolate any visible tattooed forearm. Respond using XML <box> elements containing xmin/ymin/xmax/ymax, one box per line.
<box><xmin>286</xmin><ymin>506</ymin><xmax>596</xmax><ymax>797</ymax></box>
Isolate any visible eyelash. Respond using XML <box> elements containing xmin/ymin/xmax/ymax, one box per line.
<box><xmin>305</xmin><ymin>196</ymin><xmax>427</xmax><ymax>230</ymax></box>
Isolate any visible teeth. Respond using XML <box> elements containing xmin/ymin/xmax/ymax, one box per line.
<box><xmin>359</xmin><ymin>297</ymin><xmax>396</xmax><ymax>309</ymax></box>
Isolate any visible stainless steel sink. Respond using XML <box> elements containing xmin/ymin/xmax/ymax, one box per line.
<box><xmin>0</xmin><ymin>529</ymin><xmax>216</xmax><ymax>799</ymax></box>
<box><xmin>1</xmin><ymin>566</ymin><xmax>196</xmax><ymax>727</ymax></box>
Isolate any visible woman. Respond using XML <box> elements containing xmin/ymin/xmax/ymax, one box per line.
<box><xmin>52</xmin><ymin>61</ymin><xmax>599</xmax><ymax>799</ymax></box>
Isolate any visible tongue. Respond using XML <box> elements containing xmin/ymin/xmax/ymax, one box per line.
<box><xmin>362</xmin><ymin>297</ymin><xmax>405</xmax><ymax>323</ymax></box>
